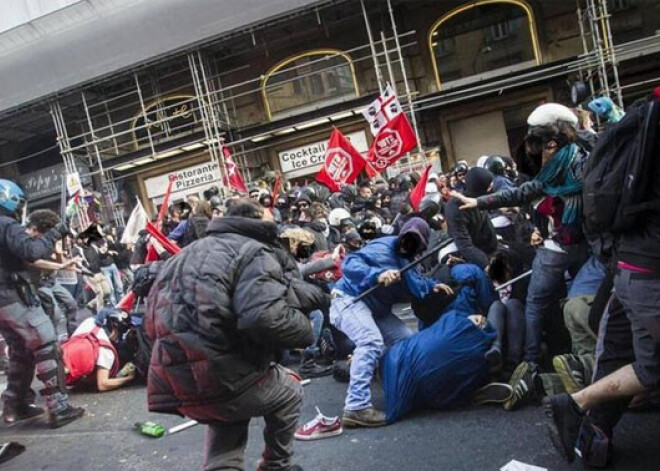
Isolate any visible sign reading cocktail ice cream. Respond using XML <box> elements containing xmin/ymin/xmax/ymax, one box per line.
<box><xmin>278</xmin><ymin>130</ymin><xmax>369</xmax><ymax>179</ymax></box>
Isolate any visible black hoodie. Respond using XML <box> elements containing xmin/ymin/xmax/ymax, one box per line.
<box><xmin>445</xmin><ymin>168</ymin><xmax>498</xmax><ymax>268</ymax></box>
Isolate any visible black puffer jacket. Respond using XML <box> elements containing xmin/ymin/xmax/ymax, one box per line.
<box><xmin>145</xmin><ymin>216</ymin><xmax>324</xmax><ymax>414</ymax></box>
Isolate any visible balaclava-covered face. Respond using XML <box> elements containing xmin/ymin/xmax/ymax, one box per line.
<box><xmin>464</xmin><ymin>167</ymin><xmax>494</xmax><ymax>198</ymax></box>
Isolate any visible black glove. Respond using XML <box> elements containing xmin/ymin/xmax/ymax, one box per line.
<box><xmin>287</xmin><ymin>278</ymin><xmax>330</xmax><ymax>315</ymax></box>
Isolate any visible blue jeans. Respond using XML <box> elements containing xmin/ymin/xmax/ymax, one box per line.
<box><xmin>101</xmin><ymin>264</ymin><xmax>124</xmax><ymax>306</ymax></box>
<box><xmin>524</xmin><ymin>247</ymin><xmax>570</xmax><ymax>364</ymax></box>
<box><xmin>304</xmin><ymin>310</ymin><xmax>324</xmax><ymax>356</ymax></box>
<box><xmin>330</xmin><ymin>295</ymin><xmax>412</xmax><ymax>411</ymax></box>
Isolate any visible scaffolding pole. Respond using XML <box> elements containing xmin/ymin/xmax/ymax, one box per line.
<box><xmin>598</xmin><ymin>0</ymin><xmax>623</xmax><ymax>107</ymax></box>
<box><xmin>50</xmin><ymin>100</ymin><xmax>89</xmax><ymax>229</ymax></box>
<box><xmin>81</xmin><ymin>91</ymin><xmax>116</xmax><ymax>224</ymax></box>
<box><xmin>133</xmin><ymin>73</ymin><xmax>158</xmax><ymax>158</ymax></box>
<box><xmin>188</xmin><ymin>51</ymin><xmax>228</xmax><ymax>194</ymax></box>
<box><xmin>387</xmin><ymin>0</ymin><xmax>425</xmax><ymax>168</ymax></box>
<box><xmin>361</xmin><ymin>0</ymin><xmax>384</xmax><ymax>92</ymax></box>
<box><xmin>197</xmin><ymin>50</ymin><xmax>231</xmax><ymax>188</ymax></box>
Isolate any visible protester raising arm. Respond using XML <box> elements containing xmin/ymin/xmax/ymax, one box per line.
<box><xmin>1</xmin><ymin>216</ymin><xmax>66</xmax><ymax>262</ymax></box>
<box><xmin>451</xmin><ymin>180</ymin><xmax>544</xmax><ymax>211</ymax></box>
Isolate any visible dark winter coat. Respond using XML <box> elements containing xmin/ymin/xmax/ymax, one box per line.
<box><xmin>144</xmin><ymin>216</ymin><xmax>325</xmax><ymax>414</ymax></box>
<box><xmin>445</xmin><ymin>198</ymin><xmax>498</xmax><ymax>269</ymax></box>
<box><xmin>0</xmin><ymin>215</ymin><xmax>60</xmax><ymax>305</ymax></box>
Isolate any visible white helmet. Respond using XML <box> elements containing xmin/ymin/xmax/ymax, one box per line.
<box><xmin>527</xmin><ymin>103</ymin><xmax>578</xmax><ymax>128</ymax></box>
<box><xmin>328</xmin><ymin>208</ymin><xmax>351</xmax><ymax>227</ymax></box>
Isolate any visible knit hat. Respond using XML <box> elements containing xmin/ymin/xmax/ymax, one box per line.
<box><xmin>464</xmin><ymin>167</ymin><xmax>494</xmax><ymax>197</ymax></box>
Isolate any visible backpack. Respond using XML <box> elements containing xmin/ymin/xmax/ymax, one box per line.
<box><xmin>61</xmin><ymin>326</ymin><xmax>119</xmax><ymax>385</ymax></box>
<box><xmin>583</xmin><ymin>99</ymin><xmax>660</xmax><ymax>255</ymax></box>
<box><xmin>181</xmin><ymin>216</ymin><xmax>209</xmax><ymax>247</ymax></box>
<box><xmin>134</xmin><ymin>323</ymin><xmax>153</xmax><ymax>380</ymax></box>
<box><xmin>131</xmin><ymin>260</ymin><xmax>164</xmax><ymax>297</ymax></box>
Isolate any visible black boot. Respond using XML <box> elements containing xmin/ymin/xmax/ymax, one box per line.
<box><xmin>298</xmin><ymin>351</ymin><xmax>332</xmax><ymax>379</ymax></box>
<box><xmin>1</xmin><ymin>403</ymin><xmax>44</xmax><ymax>424</ymax></box>
<box><xmin>48</xmin><ymin>405</ymin><xmax>85</xmax><ymax>429</ymax></box>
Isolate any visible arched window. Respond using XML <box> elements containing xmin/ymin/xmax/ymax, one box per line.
<box><xmin>262</xmin><ymin>49</ymin><xmax>359</xmax><ymax>120</ymax></box>
<box><xmin>428</xmin><ymin>0</ymin><xmax>541</xmax><ymax>90</ymax></box>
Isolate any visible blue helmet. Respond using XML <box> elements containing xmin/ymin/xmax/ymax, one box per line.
<box><xmin>0</xmin><ymin>179</ymin><xmax>26</xmax><ymax>216</ymax></box>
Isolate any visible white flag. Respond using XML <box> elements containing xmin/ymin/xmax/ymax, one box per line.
<box><xmin>362</xmin><ymin>84</ymin><xmax>402</xmax><ymax>136</ymax></box>
<box><xmin>121</xmin><ymin>198</ymin><xmax>148</xmax><ymax>245</ymax></box>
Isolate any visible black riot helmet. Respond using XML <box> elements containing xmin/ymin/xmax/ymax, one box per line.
<box><xmin>484</xmin><ymin>155</ymin><xmax>507</xmax><ymax>176</ymax></box>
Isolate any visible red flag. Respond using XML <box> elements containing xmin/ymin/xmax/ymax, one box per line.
<box><xmin>365</xmin><ymin>161</ymin><xmax>380</xmax><ymax>178</ymax></box>
<box><xmin>157</xmin><ymin>175</ymin><xmax>176</xmax><ymax>229</ymax></box>
<box><xmin>221</xmin><ymin>146</ymin><xmax>248</xmax><ymax>194</ymax></box>
<box><xmin>146</xmin><ymin>221</ymin><xmax>181</xmax><ymax>255</ymax></box>
<box><xmin>316</xmin><ymin>128</ymin><xmax>367</xmax><ymax>192</ymax></box>
<box><xmin>367</xmin><ymin>113</ymin><xmax>417</xmax><ymax>173</ymax></box>
<box><xmin>410</xmin><ymin>165</ymin><xmax>432</xmax><ymax>212</ymax></box>
<box><xmin>116</xmin><ymin>291</ymin><xmax>136</xmax><ymax>312</ymax></box>
<box><xmin>270</xmin><ymin>175</ymin><xmax>282</xmax><ymax>209</ymax></box>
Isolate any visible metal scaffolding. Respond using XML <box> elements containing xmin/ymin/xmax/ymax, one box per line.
<box><xmin>576</xmin><ymin>0</ymin><xmax>623</xmax><ymax>110</ymax></box>
<box><xmin>14</xmin><ymin>0</ymin><xmax>660</xmax><ymax>223</ymax></box>
<box><xmin>38</xmin><ymin>1</ymin><xmax>427</xmax><ymax>223</ymax></box>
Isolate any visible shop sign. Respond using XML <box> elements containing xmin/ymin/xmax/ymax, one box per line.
<box><xmin>144</xmin><ymin>161</ymin><xmax>220</xmax><ymax>199</ymax></box>
<box><xmin>278</xmin><ymin>130</ymin><xmax>369</xmax><ymax>179</ymax></box>
<box><xmin>18</xmin><ymin>163</ymin><xmax>90</xmax><ymax>201</ymax></box>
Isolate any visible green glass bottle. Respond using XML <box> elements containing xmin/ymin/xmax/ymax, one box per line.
<box><xmin>134</xmin><ymin>421</ymin><xmax>165</xmax><ymax>438</ymax></box>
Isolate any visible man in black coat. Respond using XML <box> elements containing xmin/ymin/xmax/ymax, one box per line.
<box><xmin>145</xmin><ymin>199</ymin><xmax>327</xmax><ymax>471</ymax></box>
<box><xmin>445</xmin><ymin>167</ymin><xmax>498</xmax><ymax>269</ymax></box>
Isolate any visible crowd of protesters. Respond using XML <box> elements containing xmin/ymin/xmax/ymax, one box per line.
<box><xmin>1</xmin><ymin>90</ymin><xmax>659</xmax><ymax>470</ymax></box>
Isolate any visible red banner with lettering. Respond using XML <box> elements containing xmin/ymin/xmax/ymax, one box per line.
<box><xmin>366</xmin><ymin>113</ymin><xmax>417</xmax><ymax>173</ymax></box>
<box><xmin>316</xmin><ymin>128</ymin><xmax>367</xmax><ymax>192</ymax></box>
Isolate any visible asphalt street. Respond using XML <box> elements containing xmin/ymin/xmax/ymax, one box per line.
<box><xmin>1</xmin><ymin>372</ymin><xmax>659</xmax><ymax>471</ymax></box>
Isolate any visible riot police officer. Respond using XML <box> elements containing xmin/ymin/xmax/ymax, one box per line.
<box><xmin>0</xmin><ymin>179</ymin><xmax>84</xmax><ymax>428</ymax></box>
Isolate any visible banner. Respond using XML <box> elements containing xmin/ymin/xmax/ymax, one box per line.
<box><xmin>271</xmin><ymin>174</ymin><xmax>282</xmax><ymax>208</ymax></box>
<box><xmin>316</xmin><ymin>128</ymin><xmax>367</xmax><ymax>193</ymax></box>
<box><xmin>156</xmin><ymin>175</ymin><xmax>176</xmax><ymax>228</ymax></box>
<box><xmin>367</xmin><ymin>113</ymin><xmax>417</xmax><ymax>172</ymax></box>
<box><xmin>120</xmin><ymin>198</ymin><xmax>148</xmax><ymax>245</ymax></box>
<box><xmin>221</xmin><ymin>146</ymin><xmax>248</xmax><ymax>194</ymax></box>
<box><xmin>362</xmin><ymin>84</ymin><xmax>401</xmax><ymax>136</ymax></box>
<box><xmin>410</xmin><ymin>165</ymin><xmax>432</xmax><ymax>211</ymax></box>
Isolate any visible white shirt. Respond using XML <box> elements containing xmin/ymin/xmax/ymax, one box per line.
<box><xmin>72</xmin><ymin>317</ymin><xmax>116</xmax><ymax>371</ymax></box>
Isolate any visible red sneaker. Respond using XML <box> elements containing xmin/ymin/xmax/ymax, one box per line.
<box><xmin>294</xmin><ymin>407</ymin><xmax>343</xmax><ymax>441</ymax></box>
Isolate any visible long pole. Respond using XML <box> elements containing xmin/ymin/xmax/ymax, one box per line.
<box><xmin>495</xmin><ymin>270</ymin><xmax>533</xmax><ymax>292</ymax></box>
<box><xmin>351</xmin><ymin>238</ymin><xmax>455</xmax><ymax>304</ymax></box>
<box><xmin>380</xmin><ymin>31</ymin><xmax>397</xmax><ymax>95</ymax></box>
<box><xmin>387</xmin><ymin>0</ymin><xmax>424</xmax><ymax>164</ymax></box>
<box><xmin>599</xmin><ymin>0</ymin><xmax>623</xmax><ymax>107</ymax></box>
<box><xmin>361</xmin><ymin>0</ymin><xmax>384</xmax><ymax>92</ymax></box>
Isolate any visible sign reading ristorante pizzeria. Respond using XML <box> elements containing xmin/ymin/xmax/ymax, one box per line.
<box><xmin>278</xmin><ymin>130</ymin><xmax>369</xmax><ymax>178</ymax></box>
<box><xmin>144</xmin><ymin>161</ymin><xmax>219</xmax><ymax>199</ymax></box>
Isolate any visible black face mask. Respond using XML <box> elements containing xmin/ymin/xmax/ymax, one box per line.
<box><xmin>295</xmin><ymin>244</ymin><xmax>313</xmax><ymax>260</ymax></box>
<box><xmin>346</xmin><ymin>241</ymin><xmax>364</xmax><ymax>253</ymax></box>
<box><xmin>397</xmin><ymin>233</ymin><xmax>420</xmax><ymax>255</ymax></box>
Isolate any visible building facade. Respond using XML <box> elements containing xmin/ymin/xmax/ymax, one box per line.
<box><xmin>0</xmin><ymin>0</ymin><xmax>659</xmax><ymax>221</ymax></box>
